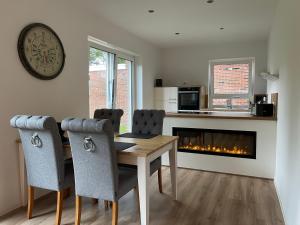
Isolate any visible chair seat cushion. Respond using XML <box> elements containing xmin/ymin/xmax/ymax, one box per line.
<box><xmin>118</xmin><ymin>157</ymin><xmax>162</xmax><ymax>176</ymax></box>
<box><xmin>118</xmin><ymin>167</ymin><xmax>138</xmax><ymax>199</ymax></box>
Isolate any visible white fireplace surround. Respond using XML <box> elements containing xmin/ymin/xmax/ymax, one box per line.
<box><xmin>162</xmin><ymin>117</ymin><xmax>277</xmax><ymax>179</ymax></box>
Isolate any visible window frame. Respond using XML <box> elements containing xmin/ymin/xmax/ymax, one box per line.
<box><xmin>88</xmin><ymin>37</ymin><xmax>135</xmax><ymax>130</ymax></box>
<box><xmin>208</xmin><ymin>57</ymin><xmax>255</xmax><ymax>110</ymax></box>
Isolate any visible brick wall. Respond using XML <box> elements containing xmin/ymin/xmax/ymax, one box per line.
<box><xmin>89</xmin><ymin>64</ymin><xmax>130</xmax><ymax>132</ymax></box>
<box><xmin>89</xmin><ymin>70</ymin><xmax>107</xmax><ymax>117</ymax></box>
<box><xmin>214</xmin><ymin>64</ymin><xmax>249</xmax><ymax>94</ymax></box>
<box><xmin>115</xmin><ymin>66</ymin><xmax>130</xmax><ymax>132</ymax></box>
<box><xmin>213</xmin><ymin>64</ymin><xmax>249</xmax><ymax>106</ymax></box>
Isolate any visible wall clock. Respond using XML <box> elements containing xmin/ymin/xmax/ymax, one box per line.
<box><xmin>17</xmin><ymin>23</ymin><xmax>65</xmax><ymax>80</ymax></box>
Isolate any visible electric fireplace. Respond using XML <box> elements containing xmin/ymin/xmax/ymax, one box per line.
<box><xmin>173</xmin><ymin>127</ymin><xmax>256</xmax><ymax>159</ymax></box>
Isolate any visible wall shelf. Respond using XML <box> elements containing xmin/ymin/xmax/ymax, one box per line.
<box><xmin>260</xmin><ymin>72</ymin><xmax>279</xmax><ymax>81</ymax></box>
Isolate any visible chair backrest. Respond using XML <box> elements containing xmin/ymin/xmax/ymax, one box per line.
<box><xmin>10</xmin><ymin>115</ymin><xmax>64</xmax><ymax>191</ymax></box>
<box><xmin>94</xmin><ymin>109</ymin><xmax>124</xmax><ymax>133</ymax></box>
<box><xmin>132</xmin><ymin>110</ymin><xmax>166</xmax><ymax>135</ymax></box>
<box><xmin>62</xmin><ymin>118</ymin><xmax>118</xmax><ymax>201</ymax></box>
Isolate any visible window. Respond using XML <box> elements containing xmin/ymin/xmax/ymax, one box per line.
<box><xmin>115</xmin><ymin>57</ymin><xmax>132</xmax><ymax>133</ymax></box>
<box><xmin>88</xmin><ymin>41</ymin><xmax>134</xmax><ymax>133</ymax></box>
<box><xmin>209</xmin><ymin>58</ymin><xmax>254</xmax><ymax>110</ymax></box>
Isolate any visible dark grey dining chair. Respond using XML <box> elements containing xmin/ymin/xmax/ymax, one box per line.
<box><xmin>62</xmin><ymin>118</ymin><xmax>138</xmax><ymax>225</ymax></box>
<box><xmin>132</xmin><ymin>109</ymin><xmax>166</xmax><ymax>193</ymax></box>
<box><xmin>93</xmin><ymin>109</ymin><xmax>125</xmax><ymax>206</ymax></box>
<box><xmin>94</xmin><ymin>109</ymin><xmax>124</xmax><ymax>134</ymax></box>
<box><xmin>10</xmin><ymin>115</ymin><xmax>74</xmax><ymax>225</ymax></box>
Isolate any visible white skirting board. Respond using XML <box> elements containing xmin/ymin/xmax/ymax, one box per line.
<box><xmin>162</xmin><ymin>117</ymin><xmax>277</xmax><ymax>179</ymax></box>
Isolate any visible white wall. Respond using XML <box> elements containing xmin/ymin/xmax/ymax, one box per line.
<box><xmin>267</xmin><ymin>80</ymin><xmax>280</xmax><ymax>98</ymax></box>
<box><xmin>267</xmin><ymin>0</ymin><xmax>300</xmax><ymax>224</ymax></box>
<box><xmin>160</xmin><ymin>41</ymin><xmax>268</xmax><ymax>94</ymax></box>
<box><xmin>0</xmin><ymin>0</ymin><xmax>160</xmax><ymax>215</ymax></box>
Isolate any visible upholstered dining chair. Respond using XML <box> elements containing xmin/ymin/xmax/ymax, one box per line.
<box><xmin>93</xmin><ymin>109</ymin><xmax>125</xmax><ymax>206</ymax></box>
<box><xmin>94</xmin><ymin>109</ymin><xmax>124</xmax><ymax>134</ymax></box>
<box><xmin>131</xmin><ymin>109</ymin><xmax>166</xmax><ymax>193</ymax></box>
<box><xmin>10</xmin><ymin>115</ymin><xmax>74</xmax><ymax>225</ymax></box>
<box><xmin>62</xmin><ymin>118</ymin><xmax>138</xmax><ymax>225</ymax></box>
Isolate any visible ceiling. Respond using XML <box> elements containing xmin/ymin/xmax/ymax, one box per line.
<box><xmin>82</xmin><ymin>0</ymin><xmax>278</xmax><ymax>48</ymax></box>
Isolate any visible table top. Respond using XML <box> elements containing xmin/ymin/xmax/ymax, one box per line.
<box><xmin>114</xmin><ymin>135</ymin><xmax>178</xmax><ymax>157</ymax></box>
<box><xmin>17</xmin><ymin>135</ymin><xmax>178</xmax><ymax>158</ymax></box>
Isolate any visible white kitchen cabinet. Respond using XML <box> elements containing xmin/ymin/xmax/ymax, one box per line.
<box><xmin>154</xmin><ymin>87</ymin><xmax>178</xmax><ymax>112</ymax></box>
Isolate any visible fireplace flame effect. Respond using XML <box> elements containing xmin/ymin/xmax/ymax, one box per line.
<box><xmin>179</xmin><ymin>143</ymin><xmax>250</xmax><ymax>155</ymax></box>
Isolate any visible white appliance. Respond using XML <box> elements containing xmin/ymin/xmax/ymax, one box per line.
<box><xmin>154</xmin><ymin>87</ymin><xmax>178</xmax><ymax>112</ymax></box>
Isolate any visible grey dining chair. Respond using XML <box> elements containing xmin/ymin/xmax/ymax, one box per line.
<box><xmin>131</xmin><ymin>109</ymin><xmax>166</xmax><ymax>193</ymax></box>
<box><xmin>94</xmin><ymin>109</ymin><xmax>124</xmax><ymax>134</ymax></box>
<box><xmin>93</xmin><ymin>109</ymin><xmax>125</xmax><ymax>205</ymax></box>
<box><xmin>62</xmin><ymin>118</ymin><xmax>138</xmax><ymax>225</ymax></box>
<box><xmin>10</xmin><ymin>115</ymin><xmax>74</xmax><ymax>225</ymax></box>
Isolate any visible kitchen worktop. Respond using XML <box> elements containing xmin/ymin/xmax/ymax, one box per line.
<box><xmin>166</xmin><ymin>111</ymin><xmax>277</xmax><ymax>121</ymax></box>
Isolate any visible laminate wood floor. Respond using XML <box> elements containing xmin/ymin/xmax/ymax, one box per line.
<box><xmin>0</xmin><ymin>167</ymin><xmax>284</xmax><ymax>225</ymax></box>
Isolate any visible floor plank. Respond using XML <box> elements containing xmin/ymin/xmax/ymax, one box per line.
<box><xmin>0</xmin><ymin>167</ymin><xmax>285</xmax><ymax>225</ymax></box>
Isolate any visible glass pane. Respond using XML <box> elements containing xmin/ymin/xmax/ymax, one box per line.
<box><xmin>212</xmin><ymin>99</ymin><xmax>227</xmax><ymax>106</ymax></box>
<box><xmin>232</xmin><ymin>98</ymin><xmax>249</xmax><ymax>107</ymax></box>
<box><xmin>115</xmin><ymin>58</ymin><xmax>132</xmax><ymax>133</ymax></box>
<box><xmin>213</xmin><ymin>98</ymin><xmax>249</xmax><ymax>107</ymax></box>
<box><xmin>89</xmin><ymin>48</ymin><xmax>110</xmax><ymax>118</ymax></box>
<box><xmin>214</xmin><ymin>64</ymin><xmax>249</xmax><ymax>95</ymax></box>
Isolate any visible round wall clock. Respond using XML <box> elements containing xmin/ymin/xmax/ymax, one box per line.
<box><xmin>17</xmin><ymin>23</ymin><xmax>65</xmax><ymax>80</ymax></box>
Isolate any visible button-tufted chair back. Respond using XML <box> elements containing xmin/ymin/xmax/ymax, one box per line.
<box><xmin>10</xmin><ymin>115</ymin><xmax>65</xmax><ymax>191</ymax></box>
<box><xmin>132</xmin><ymin>110</ymin><xmax>166</xmax><ymax>135</ymax></box>
<box><xmin>62</xmin><ymin>118</ymin><xmax>119</xmax><ymax>201</ymax></box>
<box><xmin>94</xmin><ymin>109</ymin><xmax>124</xmax><ymax>133</ymax></box>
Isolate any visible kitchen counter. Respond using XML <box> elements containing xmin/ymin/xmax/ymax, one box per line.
<box><xmin>166</xmin><ymin>112</ymin><xmax>277</xmax><ymax>121</ymax></box>
<box><xmin>162</xmin><ymin>111</ymin><xmax>277</xmax><ymax>178</ymax></box>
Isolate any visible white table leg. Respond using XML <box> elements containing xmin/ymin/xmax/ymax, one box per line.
<box><xmin>169</xmin><ymin>140</ymin><xmax>178</xmax><ymax>200</ymax></box>
<box><xmin>137</xmin><ymin>157</ymin><xmax>150</xmax><ymax>225</ymax></box>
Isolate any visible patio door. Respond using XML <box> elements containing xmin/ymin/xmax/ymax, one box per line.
<box><xmin>89</xmin><ymin>46</ymin><xmax>133</xmax><ymax>132</ymax></box>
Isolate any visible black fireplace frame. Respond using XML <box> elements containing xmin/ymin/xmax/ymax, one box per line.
<box><xmin>173</xmin><ymin>127</ymin><xmax>257</xmax><ymax>159</ymax></box>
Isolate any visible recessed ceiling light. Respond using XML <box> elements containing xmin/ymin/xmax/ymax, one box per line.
<box><xmin>175</xmin><ymin>32</ymin><xmax>181</xmax><ymax>35</ymax></box>
<box><xmin>206</xmin><ymin>0</ymin><xmax>214</xmax><ymax>3</ymax></box>
<box><xmin>148</xmin><ymin>9</ymin><xmax>155</xmax><ymax>13</ymax></box>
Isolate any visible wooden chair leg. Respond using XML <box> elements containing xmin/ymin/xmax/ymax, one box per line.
<box><xmin>55</xmin><ymin>191</ymin><xmax>63</xmax><ymax>225</ymax></box>
<box><xmin>75</xmin><ymin>195</ymin><xmax>82</xmax><ymax>225</ymax></box>
<box><xmin>112</xmin><ymin>202</ymin><xmax>118</xmax><ymax>225</ymax></box>
<box><xmin>27</xmin><ymin>186</ymin><xmax>34</xmax><ymax>219</ymax></box>
<box><xmin>158</xmin><ymin>168</ymin><xmax>163</xmax><ymax>193</ymax></box>
<box><xmin>104</xmin><ymin>200</ymin><xmax>109</xmax><ymax>209</ymax></box>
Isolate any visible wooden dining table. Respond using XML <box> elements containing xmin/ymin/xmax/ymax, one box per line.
<box><xmin>17</xmin><ymin>135</ymin><xmax>178</xmax><ymax>225</ymax></box>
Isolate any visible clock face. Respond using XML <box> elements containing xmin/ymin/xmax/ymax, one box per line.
<box><xmin>18</xmin><ymin>23</ymin><xmax>65</xmax><ymax>80</ymax></box>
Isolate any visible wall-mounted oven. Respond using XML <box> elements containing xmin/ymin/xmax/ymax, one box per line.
<box><xmin>178</xmin><ymin>87</ymin><xmax>205</xmax><ymax>112</ymax></box>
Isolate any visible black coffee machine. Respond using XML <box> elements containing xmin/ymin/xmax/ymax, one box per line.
<box><xmin>251</xmin><ymin>104</ymin><xmax>274</xmax><ymax>116</ymax></box>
